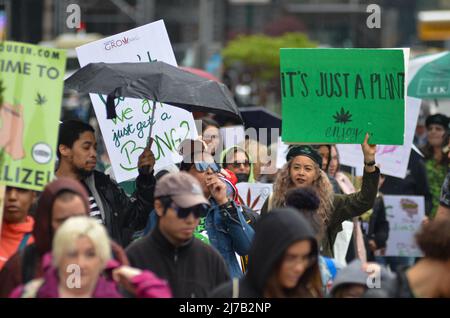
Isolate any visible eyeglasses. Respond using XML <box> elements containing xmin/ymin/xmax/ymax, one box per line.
<box><xmin>231</xmin><ymin>161</ymin><xmax>250</xmax><ymax>169</ymax></box>
<box><xmin>194</xmin><ymin>161</ymin><xmax>221</xmax><ymax>173</ymax></box>
<box><xmin>172</xmin><ymin>203</ymin><xmax>209</xmax><ymax>219</ymax></box>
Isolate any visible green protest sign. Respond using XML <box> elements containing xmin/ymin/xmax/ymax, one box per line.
<box><xmin>280</xmin><ymin>48</ymin><xmax>405</xmax><ymax>145</ymax></box>
<box><xmin>0</xmin><ymin>41</ymin><xmax>66</xmax><ymax>191</ymax></box>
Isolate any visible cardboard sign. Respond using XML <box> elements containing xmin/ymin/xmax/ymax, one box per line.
<box><xmin>384</xmin><ymin>195</ymin><xmax>424</xmax><ymax>257</ymax></box>
<box><xmin>76</xmin><ymin>20</ymin><xmax>198</xmax><ymax>183</ymax></box>
<box><xmin>337</xmin><ymin>97</ymin><xmax>421</xmax><ymax>179</ymax></box>
<box><xmin>280</xmin><ymin>48</ymin><xmax>407</xmax><ymax>145</ymax></box>
<box><xmin>0</xmin><ymin>41</ymin><xmax>66</xmax><ymax>190</ymax></box>
<box><xmin>236</xmin><ymin>182</ymin><xmax>273</xmax><ymax>214</ymax></box>
<box><xmin>276</xmin><ymin>136</ymin><xmax>289</xmax><ymax>169</ymax></box>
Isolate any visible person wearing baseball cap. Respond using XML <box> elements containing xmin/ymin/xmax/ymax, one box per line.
<box><xmin>143</xmin><ymin>141</ymin><xmax>256</xmax><ymax>279</ymax></box>
<box><xmin>126</xmin><ymin>172</ymin><xmax>230</xmax><ymax>297</ymax></box>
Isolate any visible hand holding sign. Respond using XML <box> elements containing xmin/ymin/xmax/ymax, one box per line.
<box><xmin>362</xmin><ymin>133</ymin><xmax>377</xmax><ymax>172</ymax></box>
<box><xmin>137</xmin><ymin>141</ymin><xmax>156</xmax><ymax>175</ymax></box>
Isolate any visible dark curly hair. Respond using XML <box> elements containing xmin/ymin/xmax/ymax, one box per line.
<box><xmin>415</xmin><ymin>218</ymin><xmax>450</xmax><ymax>261</ymax></box>
<box><xmin>285</xmin><ymin>187</ymin><xmax>324</xmax><ymax>240</ymax></box>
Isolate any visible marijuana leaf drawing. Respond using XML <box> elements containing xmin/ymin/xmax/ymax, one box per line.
<box><xmin>35</xmin><ymin>93</ymin><xmax>47</xmax><ymax>106</ymax></box>
<box><xmin>333</xmin><ymin>107</ymin><xmax>352</xmax><ymax>124</ymax></box>
<box><xmin>238</xmin><ymin>188</ymin><xmax>262</xmax><ymax>213</ymax></box>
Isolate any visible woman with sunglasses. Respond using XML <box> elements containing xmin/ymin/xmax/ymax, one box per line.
<box><xmin>210</xmin><ymin>208</ymin><xmax>322</xmax><ymax>298</ymax></box>
<box><xmin>141</xmin><ymin>144</ymin><xmax>255</xmax><ymax>279</ymax></box>
<box><xmin>177</xmin><ymin>149</ymin><xmax>255</xmax><ymax>279</ymax></box>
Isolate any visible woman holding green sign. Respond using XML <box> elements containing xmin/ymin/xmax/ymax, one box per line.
<box><xmin>261</xmin><ymin>133</ymin><xmax>379</xmax><ymax>258</ymax></box>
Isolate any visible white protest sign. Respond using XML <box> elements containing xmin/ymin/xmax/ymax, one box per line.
<box><xmin>220</xmin><ymin>125</ymin><xmax>245</xmax><ymax>149</ymax></box>
<box><xmin>276</xmin><ymin>136</ymin><xmax>289</xmax><ymax>169</ymax></box>
<box><xmin>384</xmin><ymin>195</ymin><xmax>424</xmax><ymax>257</ymax></box>
<box><xmin>236</xmin><ymin>182</ymin><xmax>273</xmax><ymax>214</ymax></box>
<box><xmin>337</xmin><ymin>97</ymin><xmax>421</xmax><ymax>179</ymax></box>
<box><xmin>76</xmin><ymin>20</ymin><xmax>198</xmax><ymax>183</ymax></box>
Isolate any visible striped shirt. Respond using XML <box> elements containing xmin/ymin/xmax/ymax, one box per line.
<box><xmin>82</xmin><ymin>183</ymin><xmax>104</xmax><ymax>225</ymax></box>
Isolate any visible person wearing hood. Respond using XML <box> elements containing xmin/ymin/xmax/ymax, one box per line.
<box><xmin>220</xmin><ymin>146</ymin><xmax>255</xmax><ymax>183</ymax></box>
<box><xmin>210</xmin><ymin>208</ymin><xmax>322</xmax><ymax>298</ymax></box>
<box><xmin>261</xmin><ymin>133</ymin><xmax>379</xmax><ymax>258</ymax></box>
<box><xmin>285</xmin><ymin>187</ymin><xmax>342</xmax><ymax>294</ymax></box>
<box><xmin>0</xmin><ymin>186</ymin><xmax>36</xmax><ymax>270</ymax></box>
<box><xmin>10</xmin><ymin>217</ymin><xmax>171</xmax><ymax>298</ymax></box>
<box><xmin>0</xmin><ymin>178</ymin><xmax>129</xmax><ymax>298</ymax></box>
<box><xmin>329</xmin><ymin>259</ymin><xmax>392</xmax><ymax>298</ymax></box>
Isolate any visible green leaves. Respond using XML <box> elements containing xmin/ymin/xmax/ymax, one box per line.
<box><xmin>222</xmin><ymin>33</ymin><xmax>317</xmax><ymax>81</ymax></box>
<box><xmin>333</xmin><ymin>107</ymin><xmax>353</xmax><ymax>124</ymax></box>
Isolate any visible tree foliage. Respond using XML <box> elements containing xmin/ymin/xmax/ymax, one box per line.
<box><xmin>222</xmin><ymin>33</ymin><xmax>317</xmax><ymax>81</ymax></box>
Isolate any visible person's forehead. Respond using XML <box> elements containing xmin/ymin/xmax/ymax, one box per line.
<box><xmin>428</xmin><ymin>124</ymin><xmax>444</xmax><ymax>129</ymax></box>
<box><xmin>194</xmin><ymin>152</ymin><xmax>214</xmax><ymax>162</ymax></box>
<box><xmin>233</xmin><ymin>151</ymin><xmax>247</xmax><ymax>159</ymax></box>
<box><xmin>77</xmin><ymin>131</ymin><xmax>96</xmax><ymax>142</ymax></box>
<box><xmin>204</xmin><ymin>126</ymin><xmax>219</xmax><ymax>133</ymax></box>
<box><xmin>292</xmin><ymin>156</ymin><xmax>315</xmax><ymax>166</ymax></box>
<box><xmin>52</xmin><ymin>196</ymin><xmax>87</xmax><ymax>216</ymax></box>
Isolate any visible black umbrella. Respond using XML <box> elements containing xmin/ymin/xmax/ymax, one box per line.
<box><xmin>240</xmin><ymin>106</ymin><xmax>281</xmax><ymax>130</ymax></box>
<box><xmin>65</xmin><ymin>61</ymin><xmax>242</xmax><ymax>144</ymax></box>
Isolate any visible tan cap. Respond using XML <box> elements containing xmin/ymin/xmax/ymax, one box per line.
<box><xmin>154</xmin><ymin>172</ymin><xmax>209</xmax><ymax>208</ymax></box>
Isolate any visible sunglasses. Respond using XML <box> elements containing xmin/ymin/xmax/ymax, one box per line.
<box><xmin>172</xmin><ymin>203</ymin><xmax>209</xmax><ymax>219</ymax></box>
<box><xmin>194</xmin><ymin>161</ymin><xmax>221</xmax><ymax>173</ymax></box>
<box><xmin>231</xmin><ymin>161</ymin><xmax>250</xmax><ymax>169</ymax></box>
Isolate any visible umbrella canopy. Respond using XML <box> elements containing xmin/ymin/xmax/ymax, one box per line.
<box><xmin>240</xmin><ymin>106</ymin><xmax>282</xmax><ymax>130</ymax></box>
<box><xmin>408</xmin><ymin>51</ymin><xmax>450</xmax><ymax>99</ymax></box>
<box><xmin>64</xmin><ymin>61</ymin><xmax>242</xmax><ymax>123</ymax></box>
<box><xmin>179</xmin><ymin>66</ymin><xmax>221</xmax><ymax>82</ymax></box>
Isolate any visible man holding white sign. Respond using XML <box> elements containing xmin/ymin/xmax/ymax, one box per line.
<box><xmin>56</xmin><ymin>120</ymin><xmax>156</xmax><ymax>247</ymax></box>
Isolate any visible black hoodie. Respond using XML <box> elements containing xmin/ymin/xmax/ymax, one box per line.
<box><xmin>210</xmin><ymin>208</ymin><xmax>322</xmax><ymax>298</ymax></box>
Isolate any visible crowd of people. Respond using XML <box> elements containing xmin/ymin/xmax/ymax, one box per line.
<box><xmin>1</xmin><ymin>111</ymin><xmax>450</xmax><ymax>298</ymax></box>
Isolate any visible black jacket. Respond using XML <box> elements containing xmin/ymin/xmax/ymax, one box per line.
<box><xmin>210</xmin><ymin>208</ymin><xmax>321</xmax><ymax>298</ymax></box>
<box><xmin>126</xmin><ymin>226</ymin><xmax>230</xmax><ymax>298</ymax></box>
<box><xmin>85</xmin><ymin>171</ymin><xmax>155</xmax><ymax>247</ymax></box>
<box><xmin>367</xmin><ymin>195</ymin><xmax>389</xmax><ymax>247</ymax></box>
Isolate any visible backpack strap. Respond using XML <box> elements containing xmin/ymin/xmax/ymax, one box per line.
<box><xmin>21</xmin><ymin>244</ymin><xmax>39</xmax><ymax>284</ymax></box>
<box><xmin>324</xmin><ymin>257</ymin><xmax>337</xmax><ymax>279</ymax></box>
<box><xmin>18</xmin><ymin>233</ymin><xmax>32</xmax><ymax>252</ymax></box>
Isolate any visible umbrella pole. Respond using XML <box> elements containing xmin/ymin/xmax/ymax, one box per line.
<box><xmin>147</xmin><ymin>101</ymin><xmax>157</xmax><ymax>149</ymax></box>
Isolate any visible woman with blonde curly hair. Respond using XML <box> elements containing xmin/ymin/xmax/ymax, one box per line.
<box><xmin>261</xmin><ymin>134</ymin><xmax>379</xmax><ymax>258</ymax></box>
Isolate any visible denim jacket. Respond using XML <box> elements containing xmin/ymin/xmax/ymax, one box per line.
<box><xmin>142</xmin><ymin>199</ymin><xmax>254</xmax><ymax>278</ymax></box>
